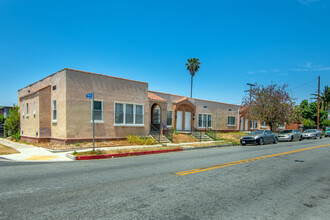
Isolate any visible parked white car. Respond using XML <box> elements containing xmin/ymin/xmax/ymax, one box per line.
<box><xmin>302</xmin><ymin>129</ymin><xmax>322</xmax><ymax>139</ymax></box>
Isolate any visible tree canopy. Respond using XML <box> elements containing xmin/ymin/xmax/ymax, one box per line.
<box><xmin>242</xmin><ymin>83</ymin><xmax>296</xmax><ymax>132</ymax></box>
<box><xmin>186</xmin><ymin>58</ymin><xmax>201</xmax><ymax>98</ymax></box>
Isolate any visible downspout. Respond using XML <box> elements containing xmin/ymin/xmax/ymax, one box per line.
<box><xmin>237</xmin><ymin>107</ymin><xmax>240</xmax><ymax>132</ymax></box>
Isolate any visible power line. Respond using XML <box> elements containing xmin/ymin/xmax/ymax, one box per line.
<box><xmin>290</xmin><ymin>77</ymin><xmax>318</xmax><ymax>90</ymax></box>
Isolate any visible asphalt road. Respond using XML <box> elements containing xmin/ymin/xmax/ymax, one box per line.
<box><xmin>1</xmin><ymin>138</ymin><xmax>330</xmax><ymax>219</ymax></box>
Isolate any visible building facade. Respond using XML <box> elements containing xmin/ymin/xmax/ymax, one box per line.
<box><xmin>18</xmin><ymin>68</ymin><xmax>240</xmax><ymax>143</ymax></box>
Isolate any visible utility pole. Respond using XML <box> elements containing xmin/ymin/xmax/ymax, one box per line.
<box><xmin>245</xmin><ymin>83</ymin><xmax>255</xmax><ymax>105</ymax></box>
<box><xmin>317</xmin><ymin>76</ymin><xmax>320</xmax><ymax>129</ymax></box>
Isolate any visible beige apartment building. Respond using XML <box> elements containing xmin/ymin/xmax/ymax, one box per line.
<box><xmin>18</xmin><ymin>68</ymin><xmax>240</xmax><ymax>143</ymax></box>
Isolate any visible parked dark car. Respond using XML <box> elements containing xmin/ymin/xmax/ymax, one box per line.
<box><xmin>302</xmin><ymin>129</ymin><xmax>322</xmax><ymax>139</ymax></box>
<box><xmin>240</xmin><ymin>130</ymin><xmax>278</xmax><ymax>146</ymax></box>
<box><xmin>325</xmin><ymin>127</ymin><xmax>330</xmax><ymax>138</ymax></box>
<box><xmin>278</xmin><ymin>129</ymin><xmax>302</xmax><ymax>142</ymax></box>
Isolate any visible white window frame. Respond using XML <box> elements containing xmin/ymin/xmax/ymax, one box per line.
<box><xmin>250</xmin><ymin>120</ymin><xmax>258</xmax><ymax>129</ymax></box>
<box><xmin>228</xmin><ymin>116</ymin><xmax>236</xmax><ymax>126</ymax></box>
<box><xmin>114</xmin><ymin>102</ymin><xmax>144</xmax><ymax>126</ymax></box>
<box><xmin>91</xmin><ymin>100</ymin><xmax>104</xmax><ymax>123</ymax></box>
<box><xmin>26</xmin><ymin>103</ymin><xmax>29</xmax><ymax>117</ymax></box>
<box><xmin>22</xmin><ymin>103</ymin><xmax>25</xmax><ymax>117</ymax></box>
<box><xmin>52</xmin><ymin>100</ymin><xmax>57</xmax><ymax>123</ymax></box>
<box><xmin>33</xmin><ymin>100</ymin><xmax>36</xmax><ymax>116</ymax></box>
<box><xmin>167</xmin><ymin>110</ymin><xmax>173</xmax><ymax>127</ymax></box>
<box><xmin>198</xmin><ymin>113</ymin><xmax>212</xmax><ymax>128</ymax></box>
<box><xmin>260</xmin><ymin>121</ymin><xmax>267</xmax><ymax>128</ymax></box>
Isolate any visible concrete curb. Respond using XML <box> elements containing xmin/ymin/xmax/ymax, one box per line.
<box><xmin>183</xmin><ymin>144</ymin><xmax>235</xmax><ymax>151</ymax></box>
<box><xmin>67</xmin><ymin>148</ymin><xmax>183</xmax><ymax>161</ymax></box>
<box><xmin>65</xmin><ymin>144</ymin><xmax>237</xmax><ymax>161</ymax></box>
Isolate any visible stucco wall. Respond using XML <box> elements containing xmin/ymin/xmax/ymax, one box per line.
<box><xmin>18</xmin><ymin>69</ymin><xmax>67</xmax><ymax>139</ymax></box>
<box><xmin>150</xmin><ymin>91</ymin><xmax>240</xmax><ymax>131</ymax></box>
<box><xmin>65</xmin><ymin>69</ymin><xmax>150</xmax><ymax>140</ymax></box>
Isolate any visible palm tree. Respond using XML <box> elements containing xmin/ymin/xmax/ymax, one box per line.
<box><xmin>321</xmin><ymin>86</ymin><xmax>330</xmax><ymax>110</ymax></box>
<box><xmin>186</xmin><ymin>58</ymin><xmax>201</xmax><ymax>98</ymax></box>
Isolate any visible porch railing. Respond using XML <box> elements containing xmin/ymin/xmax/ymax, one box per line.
<box><xmin>192</xmin><ymin>127</ymin><xmax>202</xmax><ymax>142</ymax></box>
<box><xmin>162</xmin><ymin>123</ymin><xmax>173</xmax><ymax>142</ymax></box>
<box><xmin>150</xmin><ymin>123</ymin><xmax>161</xmax><ymax>143</ymax></box>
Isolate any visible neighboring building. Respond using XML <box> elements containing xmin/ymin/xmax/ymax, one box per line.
<box><xmin>0</xmin><ymin>106</ymin><xmax>14</xmax><ymax>118</ymax></box>
<box><xmin>239</xmin><ymin>107</ymin><xmax>270</xmax><ymax>132</ymax></box>
<box><xmin>18</xmin><ymin>68</ymin><xmax>240</xmax><ymax>143</ymax></box>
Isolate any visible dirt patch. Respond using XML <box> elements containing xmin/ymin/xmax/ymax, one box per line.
<box><xmin>34</xmin><ymin>140</ymin><xmax>133</xmax><ymax>151</ymax></box>
<box><xmin>74</xmin><ymin>146</ymin><xmax>182</xmax><ymax>156</ymax></box>
<box><xmin>172</xmin><ymin>134</ymin><xmax>198</xmax><ymax>143</ymax></box>
<box><xmin>217</xmin><ymin>132</ymin><xmax>246</xmax><ymax>144</ymax></box>
<box><xmin>0</xmin><ymin>144</ymin><xmax>19</xmax><ymax>155</ymax></box>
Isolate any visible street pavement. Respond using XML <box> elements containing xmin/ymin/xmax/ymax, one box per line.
<box><xmin>0</xmin><ymin>138</ymin><xmax>330</xmax><ymax>219</ymax></box>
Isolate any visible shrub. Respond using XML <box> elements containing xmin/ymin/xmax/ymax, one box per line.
<box><xmin>0</xmin><ymin>113</ymin><xmax>4</xmax><ymax>124</ymax></box>
<box><xmin>126</xmin><ymin>135</ymin><xmax>157</xmax><ymax>145</ymax></box>
<box><xmin>4</xmin><ymin>106</ymin><xmax>20</xmax><ymax>137</ymax></box>
<box><xmin>303</xmin><ymin>118</ymin><xmax>315</xmax><ymax>128</ymax></box>
<box><xmin>12</xmin><ymin>130</ymin><xmax>20</xmax><ymax>141</ymax></box>
<box><xmin>321</xmin><ymin>119</ymin><xmax>330</xmax><ymax>127</ymax></box>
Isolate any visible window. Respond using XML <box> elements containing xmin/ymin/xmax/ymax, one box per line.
<box><xmin>114</xmin><ymin>102</ymin><xmax>144</xmax><ymax>126</ymax></box>
<box><xmin>115</xmin><ymin>103</ymin><xmax>124</xmax><ymax>124</ymax></box>
<box><xmin>250</xmin><ymin>120</ymin><xmax>258</xmax><ymax>129</ymax></box>
<box><xmin>260</xmin><ymin>121</ymin><xmax>267</xmax><ymax>127</ymax></box>
<box><xmin>167</xmin><ymin>111</ymin><xmax>173</xmax><ymax>126</ymax></box>
<box><xmin>153</xmin><ymin>106</ymin><xmax>160</xmax><ymax>124</ymax></box>
<box><xmin>198</xmin><ymin>114</ymin><xmax>212</xmax><ymax>128</ymax></box>
<box><xmin>22</xmin><ymin>103</ymin><xmax>25</xmax><ymax>116</ymax></box>
<box><xmin>203</xmin><ymin>105</ymin><xmax>208</xmax><ymax>109</ymax></box>
<box><xmin>26</xmin><ymin>103</ymin><xmax>29</xmax><ymax>116</ymax></box>
<box><xmin>92</xmin><ymin>100</ymin><xmax>103</xmax><ymax>122</ymax></box>
<box><xmin>33</xmin><ymin>101</ymin><xmax>36</xmax><ymax>115</ymax></box>
<box><xmin>228</xmin><ymin>109</ymin><xmax>232</xmax><ymax>112</ymax></box>
<box><xmin>52</xmin><ymin>100</ymin><xmax>57</xmax><ymax>122</ymax></box>
<box><xmin>228</xmin><ymin>116</ymin><xmax>236</xmax><ymax>126</ymax></box>
<box><xmin>135</xmin><ymin>105</ymin><xmax>143</xmax><ymax>124</ymax></box>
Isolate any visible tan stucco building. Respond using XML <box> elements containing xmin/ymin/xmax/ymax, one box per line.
<box><xmin>18</xmin><ymin>68</ymin><xmax>241</xmax><ymax>143</ymax></box>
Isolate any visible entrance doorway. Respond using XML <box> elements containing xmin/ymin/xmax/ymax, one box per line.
<box><xmin>176</xmin><ymin>111</ymin><xmax>183</xmax><ymax>131</ymax></box>
<box><xmin>185</xmin><ymin>112</ymin><xmax>191</xmax><ymax>131</ymax></box>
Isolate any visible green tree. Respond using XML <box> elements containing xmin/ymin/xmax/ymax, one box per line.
<box><xmin>4</xmin><ymin>106</ymin><xmax>20</xmax><ymax>137</ymax></box>
<box><xmin>299</xmin><ymin>99</ymin><xmax>328</xmax><ymax>127</ymax></box>
<box><xmin>303</xmin><ymin>118</ymin><xmax>316</xmax><ymax>128</ymax></box>
<box><xmin>242</xmin><ymin>83</ymin><xmax>296</xmax><ymax>132</ymax></box>
<box><xmin>320</xmin><ymin>86</ymin><xmax>330</xmax><ymax>110</ymax></box>
<box><xmin>321</xmin><ymin>119</ymin><xmax>330</xmax><ymax>127</ymax></box>
<box><xmin>185</xmin><ymin>58</ymin><xmax>201</xmax><ymax>98</ymax></box>
<box><xmin>0</xmin><ymin>113</ymin><xmax>4</xmax><ymax>124</ymax></box>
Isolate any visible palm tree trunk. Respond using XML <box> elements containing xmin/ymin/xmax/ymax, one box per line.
<box><xmin>190</xmin><ymin>75</ymin><xmax>193</xmax><ymax>98</ymax></box>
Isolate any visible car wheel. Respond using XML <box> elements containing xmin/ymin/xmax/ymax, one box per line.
<box><xmin>320</xmin><ymin>135</ymin><xmax>322</xmax><ymax>139</ymax></box>
<box><xmin>314</xmin><ymin>135</ymin><xmax>317</xmax><ymax>139</ymax></box>
<box><xmin>273</xmin><ymin>137</ymin><xmax>278</xmax><ymax>144</ymax></box>
<box><xmin>258</xmin><ymin>138</ymin><xmax>264</xmax><ymax>145</ymax></box>
<box><xmin>299</xmin><ymin>135</ymin><xmax>302</xmax><ymax>141</ymax></box>
<box><xmin>241</xmin><ymin>143</ymin><xmax>246</xmax><ymax>146</ymax></box>
<box><xmin>290</xmin><ymin>136</ymin><xmax>293</xmax><ymax>142</ymax></box>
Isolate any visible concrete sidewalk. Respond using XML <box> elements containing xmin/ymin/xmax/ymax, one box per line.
<box><xmin>0</xmin><ymin>138</ymin><xmax>72</xmax><ymax>162</ymax></box>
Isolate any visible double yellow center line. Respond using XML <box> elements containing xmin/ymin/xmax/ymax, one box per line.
<box><xmin>176</xmin><ymin>144</ymin><xmax>330</xmax><ymax>176</ymax></box>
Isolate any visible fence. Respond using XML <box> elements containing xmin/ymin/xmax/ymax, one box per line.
<box><xmin>0</xmin><ymin>124</ymin><xmax>4</xmax><ymax>138</ymax></box>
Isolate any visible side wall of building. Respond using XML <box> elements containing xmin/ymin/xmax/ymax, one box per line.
<box><xmin>18</xmin><ymin>70</ymin><xmax>67</xmax><ymax>142</ymax></box>
<box><xmin>65</xmin><ymin>69</ymin><xmax>150</xmax><ymax>141</ymax></box>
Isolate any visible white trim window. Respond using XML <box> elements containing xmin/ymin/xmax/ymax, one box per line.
<box><xmin>26</xmin><ymin>103</ymin><xmax>29</xmax><ymax>117</ymax></box>
<box><xmin>52</xmin><ymin>100</ymin><xmax>57</xmax><ymax>122</ymax></box>
<box><xmin>250</xmin><ymin>120</ymin><xmax>258</xmax><ymax>129</ymax></box>
<box><xmin>228</xmin><ymin>116</ymin><xmax>236</xmax><ymax>126</ymax></box>
<box><xmin>114</xmin><ymin>102</ymin><xmax>144</xmax><ymax>126</ymax></box>
<box><xmin>33</xmin><ymin>100</ymin><xmax>36</xmax><ymax>115</ymax></box>
<box><xmin>22</xmin><ymin>103</ymin><xmax>25</xmax><ymax>117</ymax></box>
<box><xmin>198</xmin><ymin>113</ymin><xmax>212</xmax><ymax>128</ymax></box>
<box><xmin>260</xmin><ymin>121</ymin><xmax>267</xmax><ymax>128</ymax></box>
<box><xmin>167</xmin><ymin>110</ymin><xmax>173</xmax><ymax>127</ymax></box>
<box><xmin>92</xmin><ymin>100</ymin><xmax>103</xmax><ymax>122</ymax></box>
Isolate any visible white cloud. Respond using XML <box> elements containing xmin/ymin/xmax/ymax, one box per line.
<box><xmin>258</xmin><ymin>70</ymin><xmax>267</xmax><ymax>73</ymax></box>
<box><xmin>247</xmin><ymin>71</ymin><xmax>255</xmax><ymax>74</ymax></box>
<box><xmin>298</xmin><ymin>0</ymin><xmax>320</xmax><ymax>5</ymax></box>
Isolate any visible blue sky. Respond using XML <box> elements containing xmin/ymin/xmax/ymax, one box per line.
<box><xmin>0</xmin><ymin>0</ymin><xmax>329</xmax><ymax>106</ymax></box>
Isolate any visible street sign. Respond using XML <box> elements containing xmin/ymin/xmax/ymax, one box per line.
<box><xmin>86</xmin><ymin>93</ymin><xmax>93</xmax><ymax>99</ymax></box>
